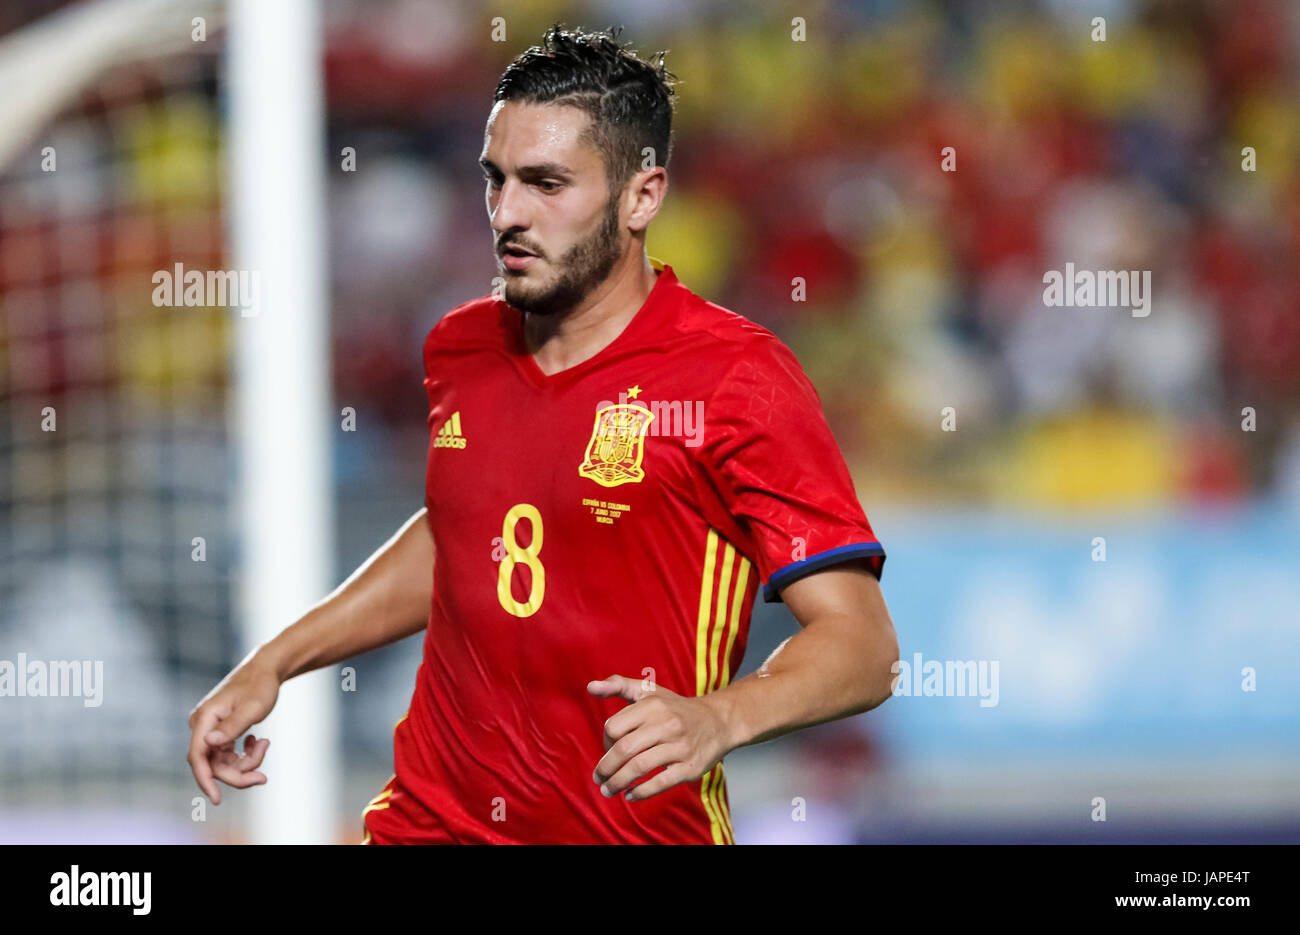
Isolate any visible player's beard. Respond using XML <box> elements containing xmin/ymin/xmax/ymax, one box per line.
<box><xmin>501</xmin><ymin>192</ymin><xmax>622</xmax><ymax>318</ymax></box>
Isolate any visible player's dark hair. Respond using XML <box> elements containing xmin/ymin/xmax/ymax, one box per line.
<box><xmin>493</xmin><ymin>24</ymin><xmax>677</xmax><ymax>194</ymax></box>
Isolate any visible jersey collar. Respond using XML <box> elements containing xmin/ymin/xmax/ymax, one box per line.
<box><xmin>506</xmin><ymin>257</ymin><xmax>680</xmax><ymax>389</ymax></box>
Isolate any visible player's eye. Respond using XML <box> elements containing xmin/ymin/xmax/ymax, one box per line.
<box><xmin>535</xmin><ymin>180</ymin><xmax>562</xmax><ymax>193</ymax></box>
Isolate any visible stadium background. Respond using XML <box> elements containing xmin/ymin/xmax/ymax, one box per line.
<box><xmin>1</xmin><ymin>0</ymin><xmax>1297</xmax><ymax>843</ymax></box>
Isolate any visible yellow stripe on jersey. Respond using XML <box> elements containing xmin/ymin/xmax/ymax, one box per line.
<box><xmin>721</xmin><ymin>557</ymin><xmax>750</xmax><ymax>689</ymax></box>
<box><xmin>699</xmin><ymin>764</ymin><xmax>722</xmax><ymax>845</ymax></box>
<box><xmin>361</xmin><ymin>786</ymin><xmax>393</xmax><ymax>819</ymax></box>
<box><xmin>714</xmin><ymin>765</ymin><xmax>735</xmax><ymax>843</ymax></box>
<box><xmin>694</xmin><ymin>531</ymin><xmax>719</xmax><ymax>697</ymax></box>
<box><xmin>694</xmin><ymin>529</ymin><xmax>750</xmax><ymax>844</ymax></box>
<box><xmin>359</xmin><ymin>778</ymin><xmax>395</xmax><ymax>844</ymax></box>
<box><xmin>707</xmin><ymin>543</ymin><xmax>735</xmax><ymax>694</ymax></box>
<box><xmin>359</xmin><ymin>709</ymin><xmax>411</xmax><ymax>842</ymax></box>
<box><xmin>698</xmin><ymin>763</ymin><xmax>734</xmax><ymax>846</ymax></box>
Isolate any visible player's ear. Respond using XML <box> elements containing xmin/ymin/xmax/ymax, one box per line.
<box><xmin>626</xmin><ymin>166</ymin><xmax>667</xmax><ymax>233</ymax></box>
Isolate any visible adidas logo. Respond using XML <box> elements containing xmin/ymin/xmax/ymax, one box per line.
<box><xmin>434</xmin><ymin>411</ymin><xmax>467</xmax><ymax>449</ymax></box>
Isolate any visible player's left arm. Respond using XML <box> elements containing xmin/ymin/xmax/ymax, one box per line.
<box><xmin>589</xmin><ymin>559</ymin><xmax>898</xmax><ymax>802</ymax></box>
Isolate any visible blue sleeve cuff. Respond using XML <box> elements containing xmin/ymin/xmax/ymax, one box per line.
<box><xmin>762</xmin><ymin>542</ymin><xmax>886</xmax><ymax>603</ymax></box>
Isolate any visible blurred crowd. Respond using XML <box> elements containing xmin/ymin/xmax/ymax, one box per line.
<box><xmin>321</xmin><ymin>0</ymin><xmax>1300</xmax><ymax>509</ymax></box>
<box><xmin>3</xmin><ymin>0</ymin><xmax>1298</xmax><ymax>514</ymax></box>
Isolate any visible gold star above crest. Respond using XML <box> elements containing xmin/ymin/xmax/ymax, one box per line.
<box><xmin>627</xmin><ymin>385</ymin><xmax>643</xmax><ymax>399</ymax></box>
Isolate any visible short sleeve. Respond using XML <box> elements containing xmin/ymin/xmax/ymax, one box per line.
<box><xmin>696</xmin><ymin>336</ymin><xmax>885</xmax><ymax>603</ymax></box>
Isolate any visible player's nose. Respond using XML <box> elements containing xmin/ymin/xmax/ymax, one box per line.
<box><xmin>490</xmin><ymin>179</ymin><xmax>530</xmax><ymax>235</ymax></box>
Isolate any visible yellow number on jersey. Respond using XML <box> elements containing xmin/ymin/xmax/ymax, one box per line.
<box><xmin>497</xmin><ymin>503</ymin><xmax>545</xmax><ymax>617</ymax></box>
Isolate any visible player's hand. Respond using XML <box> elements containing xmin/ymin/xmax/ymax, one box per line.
<box><xmin>186</xmin><ymin>657</ymin><xmax>280</xmax><ymax>805</ymax></box>
<box><xmin>587</xmin><ymin>674</ymin><xmax>734</xmax><ymax>802</ymax></box>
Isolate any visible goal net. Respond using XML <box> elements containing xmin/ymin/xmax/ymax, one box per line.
<box><xmin>0</xmin><ymin>0</ymin><xmax>337</xmax><ymax>844</ymax></box>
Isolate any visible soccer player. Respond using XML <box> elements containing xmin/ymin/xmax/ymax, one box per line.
<box><xmin>187</xmin><ymin>24</ymin><xmax>898</xmax><ymax>845</ymax></box>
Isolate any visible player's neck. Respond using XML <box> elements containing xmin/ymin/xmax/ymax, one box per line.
<box><xmin>524</xmin><ymin>253</ymin><xmax>658</xmax><ymax>376</ymax></box>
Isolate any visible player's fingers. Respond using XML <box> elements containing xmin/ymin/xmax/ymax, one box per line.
<box><xmin>599</xmin><ymin>742</ymin><xmax>679</xmax><ymax>797</ymax></box>
<box><xmin>209</xmin><ymin>740</ymin><xmax>266</xmax><ymax>784</ymax></box>
<box><xmin>187</xmin><ymin>742</ymin><xmax>220</xmax><ymax>805</ymax></box>
<box><xmin>189</xmin><ymin>698</ymin><xmax>230</xmax><ymax>731</ymax></box>
<box><xmin>236</xmin><ymin>735</ymin><xmax>270</xmax><ymax>770</ymax></box>
<box><xmin>593</xmin><ymin>722</ymin><xmax>667</xmax><ymax>784</ymax></box>
<box><xmin>600</xmin><ymin>688</ymin><xmax>671</xmax><ymax>750</ymax></box>
<box><xmin>212</xmin><ymin>737</ymin><xmax>266</xmax><ymax>772</ymax></box>
<box><xmin>586</xmin><ymin>674</ymin><xmax>641</xmax><ymax>702</ymax></box>
<box><xmin>211</xmin><ymin>760</ymin><xmax>268</xmax><ymax>789</ymax></box>
<box><xmin>624</xmin><ymin>761</ymin><xmax>694</xmax><ymax>802</ymax></box>
<box><xmin>206</xmin><ymin>699</ymin><xmax>266</xmax><ymax>746</ymax></box>
<box><xmin>187</xmin><ymin>706</ymin><xmax>226</xmax><ymax>804</ymax></box>
<box><xmin>189</xmin><ymin>702</ymin><xmax>225</xmax><ymax>744</ymax></box>
<box><xmin>601</xmin><ymin>705</ymin><xmax>651</xmax><ymax>752</ymax></box>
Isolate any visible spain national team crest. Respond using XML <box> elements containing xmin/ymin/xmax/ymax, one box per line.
<box><xmin>579</xmin><ymin>403</ymin><xmax>655</xmax><ymax>487</ymax></box>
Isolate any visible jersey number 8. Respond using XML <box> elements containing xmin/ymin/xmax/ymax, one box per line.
<box><xmin>497</xmin><ymin>503</ymin><xmax>545</xmax><ymax>617</ymax></box>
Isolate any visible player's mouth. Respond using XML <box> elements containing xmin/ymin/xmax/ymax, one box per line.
<box><xmin>500</xmin><ymin>243</ymin><xmax>541</xmax><ymax>271</ymax></box>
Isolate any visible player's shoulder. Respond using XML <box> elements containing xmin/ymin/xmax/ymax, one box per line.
<box><xmin>422</xmin><ymin>292</ymin><xmax>510</xmax><ymax>355</ymax></box>
<box><xmin>671</xmin><ymin>285</ymin><xmax>808</xmax><ymax>388</ymax></box>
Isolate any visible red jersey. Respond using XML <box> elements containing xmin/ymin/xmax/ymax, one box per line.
<box><xmin>361</xmin><ymin>258</ymin><xmax>885</xmax><ymax>844</ymax></box>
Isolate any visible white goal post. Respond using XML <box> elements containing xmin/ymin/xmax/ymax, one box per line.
<box><xmin>0</xmin><ymin>0</ymin><xmax>339</xmax><ymax>844</ymax></box>
<box><xmin>228</xmin><ymin>0</ymin><xmax>339</xmax><ymax>845</ymax></box>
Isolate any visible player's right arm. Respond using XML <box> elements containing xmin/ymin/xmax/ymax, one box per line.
<box><xmin>186</xmin><ymin>506</ymin><xmax>435</xmax><ymax>804</ymax></box>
